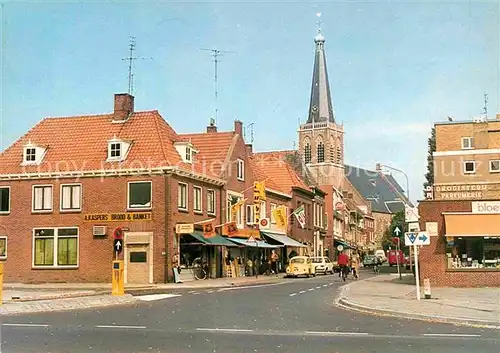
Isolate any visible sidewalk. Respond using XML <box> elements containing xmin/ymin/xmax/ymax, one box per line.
<box><xmin>1</xmin><ymin>274</ymin><xmax>285</xmax><ymax>315</ymax></box>
<box><xmin>336</xmin><ymin>274</ymin><xmax>500</xmax><ymax>329</ymax></box>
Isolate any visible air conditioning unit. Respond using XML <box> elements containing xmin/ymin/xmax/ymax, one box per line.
<box><xmin>93</xmin><ymin>226</ymin><xmax>107</xmax><ymax>237</ymax></box>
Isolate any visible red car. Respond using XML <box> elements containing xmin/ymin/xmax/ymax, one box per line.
<box><xmin>386</xmin><ymin>250</ymin><xmax>405</xmax><ymax>267</ymax></box>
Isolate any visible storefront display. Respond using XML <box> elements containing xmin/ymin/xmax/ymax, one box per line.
<box><xmin>446</xmin><ymin>236</ymin><xmax>500</xmax><ymax>270</ymax></box>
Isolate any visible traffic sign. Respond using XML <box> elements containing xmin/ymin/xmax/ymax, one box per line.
<box><xmin>404</xmin><ymin>231</ymin><xmax>430</xmax><ymax>246</ymax></box>
<box><xmin>393</xmin><ymin>226</ymin><xmax>401</xmax><ymax>236</ymax></box>
<box><xmin>246</xmin><ymin>235</ymin><xmax>257</xmax><ymax>243</ymax></box>
<box><xmin>114</xmin><ymin>239</ymin><xmax>123</xmax><ymax>253</ymax></box>
<box><xmin>405</xmin><ymin>205</ymin><xmax>419</xmax><ymax>223</ymax></box>
<box><xmin>113</xmin><ymin>227</ymin><xmax>123</xmax><ymax>240</ymax></box>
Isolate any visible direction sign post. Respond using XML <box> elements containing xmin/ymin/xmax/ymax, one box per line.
<box><xmin>393</xmin><ymin>227</ymin><xmax>402</xmax><ymax>280</ymax></box>
<box><xmin>414</xmin><ymin>244</ymin><xmax>420</xmax><ymax>300</ymax></box>
<box><xmin>404</xmin><ymin>231</ymin><xmax>429</xmax><ymax>301</ymax></box>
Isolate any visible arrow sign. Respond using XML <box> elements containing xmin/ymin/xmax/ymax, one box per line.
<box><xmin>418</xmin><ymin>234</ymin><xmax>428</xmax><ymax>242</ymax></box>
<box><xmin>405</xmin><ymin>232</ymin><xmax>430</xmax><ymax>246</ymax></box>
<box><xmin>114</xmin><ymin>239</ymin><xmax>123</xmax><ymax>253</ymax></box>
<box><xmin>393</xmin><ymin>227</ymin><xmax>401</xmax><ymax>236</ymax></box>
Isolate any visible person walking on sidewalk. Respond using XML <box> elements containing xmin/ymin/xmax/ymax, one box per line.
<box><xmin>338</xmin><ymin>251</ymin><xmax>350</xmax><ymax>281</ymax></box>
<box><xmin>351</xmin><ymin>254</ymin><xmax>360</xmax><ymax>280</ymax></box>
<box><xmin>270</xmin><ymin>250</ymin><xmax>279</xmax><ymax>276</ymax></box>
<box><xmin>171</xmin><ymin>252</ymin><xmax>182</xmax><ymax>283</ymax></box>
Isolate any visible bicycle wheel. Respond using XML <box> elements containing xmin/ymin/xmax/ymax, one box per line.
<box><xmin>194</xmin><ymin>267</ymin><xmax>207</xmax><ymax>280</ymax></box>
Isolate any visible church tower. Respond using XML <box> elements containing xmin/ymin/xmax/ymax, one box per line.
<box><xmin>298</xmin><ymin>26</ymin><xmax>344</xmax><ymax>189</ymax></box>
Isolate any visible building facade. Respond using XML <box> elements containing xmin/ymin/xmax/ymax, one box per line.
<box><xmin>419</xmin><ymin>117</ymin><xmax>500</xmax><ymax>287</ymax></box>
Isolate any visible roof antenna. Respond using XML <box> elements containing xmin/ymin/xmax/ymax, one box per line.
<box><xmin>244</xmin><ymin>122</ymin><xmax>255</xmax><ymax>144</ymax></box>
<box><xmin>122</xmin><ymin>36</ymin><xmax>153</xmax><ymax>95</ymax></box>
<box><xmin>200</xmin><ymin>48</ymin><xmax>235</xmax><ymax>125</ymax></box>
<box><xmin>483</xmin><ymin>93</ymin><xmax>488</xmax><ymax>119</ymax></box>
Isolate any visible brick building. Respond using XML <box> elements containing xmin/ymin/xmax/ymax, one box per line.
<box><xmin>0</xmin><ymin>94</ymin><xmax>227</xmax><ymax>284</ymax></box>
<box><xmin>418</xmin><ymin>117</ymin><xmax>500</xmax><ymax>287</ymax></box>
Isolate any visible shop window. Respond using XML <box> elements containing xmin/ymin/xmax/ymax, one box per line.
<box><xmin>445</xmin><ymin>236</ymin><xmax>500</xmax><ymax>270</ymax></box>
<box><xmin>490</xmin><ymin>160</ymin><xmax>500</xmax><ymax>173</ymax></box>
<box><xmin>60</xmin><ymin>184</ymin><xmax>82</xmax><ymax>211</ymax></box>
<box><xmin>193</xmin><ymin>186</ymin><xmax>202</xmax><ymax>213</ymax></box>
<box><xmin>0</xmin><ymin>186</ymin><xmax>10</xmax><ymax>214</ymax></box>
<box><xmin>128</xmin><ymin>181</ymin><xmax>152</xmax><ymax>209</ymax></box>
<box><xmin>207</xmin><ymin>189</ymin><xmax>216</xmax><ymax>215</ymax></box>
<box><xmin>32</xmin><ymin>185</ymin><xmax>53</xmax><ymax>212</ymax></box>
<box><xmin>33</xmin><ymin>228</ymin><xmax>78</xmax><ymax>268</ymax></box>
<box><xmin>130</xmin><ymin>251</ymin><xmax>147</xmax><ymax>263</ymax></box>
<box><xmin>463</xmin><ymin>161</ymin><xmax>475</xmax><ymax>174</ymax></box>
<box><xmin>178</xmin><ymin>183</ymin><xmax>188</xmax><ymax>210</ymax></box>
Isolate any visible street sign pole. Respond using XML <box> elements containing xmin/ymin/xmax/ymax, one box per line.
<box><xmin>396</xmin><ymin>241</ymin><xmax>401</xmax><ymax>280</ymax></box>
<box><xmin>414</xmin><ymin>244</ymin><xmax>420</xmax><ymax>300</ymax></box>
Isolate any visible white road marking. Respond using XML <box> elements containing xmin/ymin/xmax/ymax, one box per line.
<box><xmin>423</xmin><ymin>333</ymin><xmax>481</xmax><ymax>337</ymax></box>
<box><xmin>207</xmin><ymin>290</ymin><xmax>214</xmax><ymax>293</ymax></box>
<box><xmin>316</xmin><ymin>286</ymin><xmax>321</xmax><ymax>289</ymax></box>
<box><xmin>191</xmin><ymin>292</ymin><xmax>200</xmax><ymax>295</ymax></box>
<box><xmin>2</xmin><ymin>323</ymin><xmax>49</xmax><ymax>328</ymax></box>
<box><xmin>196</xmin><ymin>328</ymin><xmax>253</xmax><ymax>332</ymax></box>
<box><xmin>329</xmin><ymin>283</ymin><xmax>333</xmax><ymax>286</ymax></box>
<box><xmin>217</xmin><ymin>283</ymin><xmax>283</xmax><ymax>292</ymax></box>
<box><xmin>322</xmin><ymin>284</ymin><xmax>328</xmax><ymax>287</ymax></box>
<box><xmin>95</xmin><ymin>325</ymin><xmax>146</xmax><ymax>329</ymax></box>
<box><xmin>299</xmin><ymin>290</ymin><xmax>306</xmax><ymax>294</ymax></box>
<box><xmin>289</xmin><ymin>293</ymin><xmax>297</xmax><ymax>297</ymax></box>
<box><xmin>308</xmin><ymin>288</ymin><xmax>315</xmax><ymax>292</ymax></box>
<box><xmin>135</xmin><ymin>294</ymin><xmax>181</xmax><ymax>302</ymax></box>
<box><xmin>306</xmin><ymin>331</ymin><xmax>370</xmax><ymax>336</ymax></box>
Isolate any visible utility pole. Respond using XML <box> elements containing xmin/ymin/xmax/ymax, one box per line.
<box><xmin>200</xmin><ymin>48</ymin><xmax>235</xmax><ymax>125</ymax></box>
<box><xmin>122</xmin><ymin>37</ymin><xmax>153</xmax><ymax>95</ymax></box>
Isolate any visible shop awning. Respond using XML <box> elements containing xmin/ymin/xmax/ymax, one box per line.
<box><xmin>261</xmin><ymin>231</ymin><xmax>307</xmax><ymax>248</ymax></box>
<box><xmin>335</xmin><ymin>239</ymin><xmax>356</xmax><ymax>250</ymax></box>
<box><xmin>188</xmin><ymin>232</ymin><xmax>238</xmax><ymax>247</ymax></box>
<box><xmin>227</xmin><ymin>237</ymin><xmax>281</xmax><ymax>248</ymax></box>
<box><xmin>444</xmin><ymin>213</ymin><xmax>500</xmax><ymax>237</ymax></box>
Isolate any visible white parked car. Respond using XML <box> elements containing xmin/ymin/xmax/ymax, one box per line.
<box><xmin>311</xmin><ymin>257</ymin><xmax>334</xmax><ymax>275</ymax></box>
<box><xmin>374</xmin><ymin>249</ymin><xmax>387</xmax><ymax>263</ymax></box>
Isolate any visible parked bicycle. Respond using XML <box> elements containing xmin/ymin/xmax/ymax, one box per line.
<box><xmin>192</xmin><ymin>257</ymin><xmax>208</xmax><ymax>280</ymax></box>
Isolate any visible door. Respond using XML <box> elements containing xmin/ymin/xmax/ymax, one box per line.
<box><xmin>127</xmin><ymin>244</ymin><xmax>150</xmax><ymax>284</ymax></box>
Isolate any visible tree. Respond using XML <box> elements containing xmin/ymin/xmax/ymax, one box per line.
<box><xmin>381</xmin><ymin>210</ymin><xmax>405</xmax><ymax>251</ymax></box>
<box><xmin>423</xmin><ymin>127</ymin><xmax>436</xmax><ymax>196</ymax></box>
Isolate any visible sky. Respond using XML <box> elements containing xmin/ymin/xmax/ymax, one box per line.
<box><xmin>1</xmin><ymin>0</ymin><xmax>499</xmax><ymax>204</ymax></box>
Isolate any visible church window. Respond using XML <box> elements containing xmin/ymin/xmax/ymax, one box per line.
<box><xmin>317</xmin><ymin>142</ymin><xmax>325</xmax><ymax>163</ymax></box>
<box><xmin>304</xmin><ymin>144</ymin><xmax>311</xmax><ymax>164</ymax></box>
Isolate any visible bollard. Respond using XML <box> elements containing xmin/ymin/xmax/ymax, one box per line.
<box><xmin>112</xmin><ymin>260</ymin><xmax>124</xmax><ymax>296</ymax></box>
<box><xmin>423</xmin><ymin>278</ymin><xmax>431</xmax><ymax>299</ymax></box>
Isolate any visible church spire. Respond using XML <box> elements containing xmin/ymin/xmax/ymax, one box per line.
<box><xmin>307</xmin><ymin>25</ymin><xmax>335</xmax><ymax>124</ymax></box>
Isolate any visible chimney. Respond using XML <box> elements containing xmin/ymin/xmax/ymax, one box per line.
<box><xmin>114</xmin><ymin>93</ymin><xmax>134</xmax><ymax>121</ymax></box>
<box><xmin>245</xmin><ymin>144</ymin><xmax>253</xmax><ymax>156</ymax></box>
<box><xmin>234</xmin><ymin>120</ymin><xmax>243</xmax><ymax>136</ymax></box>
<box><xmin>207</xmin><ymin>118</ymin><xmax>217</xmax><ymax>133</ymax></box>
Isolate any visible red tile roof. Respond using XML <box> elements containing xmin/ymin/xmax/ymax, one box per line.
<box><xmin>179</xmin><ymin>132</ymin><xmax>236</xmax><ymax>177</ymax></box>
<box><xmin>0</xmin><ymin>111</ymin><xmax>219</xmax><ymax>179</ymax></box>
<box><xmin>253</xmin><ymin>151</ymin><xmax>310</xmax><ymax>194</ymax></box>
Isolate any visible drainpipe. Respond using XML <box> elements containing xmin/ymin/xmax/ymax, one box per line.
<box><xmin>164</xmin><ymin>172</ymin><xmax>172</xmax><ymax>283</ymax></box>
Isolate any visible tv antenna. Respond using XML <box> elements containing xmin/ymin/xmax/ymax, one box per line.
<box><xmin>199</xmin><ymin>48</ymin><xmax>235</xmax><ymax>124</ymax></box>
<box><xmin>122</xmin><ymin>37</ymin><xmax>153</xmax><ymax>95</ymax></box>
<box><xmin>244</xmin><ymin>122</ymin><xmax>256</xmax><ymax>144</ymax></box>
<box><xmin>483</xmin><ymin>93</ymin><xmax>488</xmax><ymax>118</ymax></box>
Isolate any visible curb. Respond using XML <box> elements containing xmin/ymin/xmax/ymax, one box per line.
<box><xmin>0</xmin><ymin>294</ymin><xmax>137</xmax><ymax>316</ymax></box>
<box><xmin>333</xmin><ymin>281</ymin><xmax>500</xmax><ymax>330</ymax></box>
<box><xmin>3</xmin><ymin>290</ymin><xmax>109</xmax><ymax>303</ymax></box>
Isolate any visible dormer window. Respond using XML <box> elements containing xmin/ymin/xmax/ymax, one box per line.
<box><xmin>174</xmin><ymin>141</ymin><xmax>197</xmax><ymax>164</ymax></box>
<box><xmin>107</xmin><ymin>136</ymin><xmax>131</xmax><ymax>162</ymax></box>
<box><xmin>22</xmin><ymin>141</ymin><xmax>47</xmax><ymax>166</ymax></box>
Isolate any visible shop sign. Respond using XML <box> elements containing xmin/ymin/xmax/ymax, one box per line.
<box><xmin>472</xmin><ymin>201</ymin><xmax>500</xmax><ymax>214</ymax></box>
<box><xmin>434</xmin><ymin>184</ymin><xmax>487</xmax><ymax>200</ymax></box>
<box><xmin>175</xmin><ymin>223</ymin><xmax>194</xmax><ymax>234</ymax></box>
<box><xmin>83</xmin><ymin>212</ymin><xmax>152</xmax><ymax>222</ymax></box>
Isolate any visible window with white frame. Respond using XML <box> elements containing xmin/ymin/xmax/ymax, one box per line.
<box><xmin>227</xmin><ymin>194</ymin><xmax>244</xmax><ymax>228</ymax></box>
<box><xmin>246</xmin><ymin>204</ymin><xmax>255</xmax><ymax>225</ymax></box>
<box><xmin>107</xmin><ymin>137</ymin><xmax>131</xmax><ymax>162</ymax></box>
<box><xmin>33</xmin><ymin>185</ymin><xmax>53</xmax><ymax>212</ymax></box>
<box><xmin>463</xmin><ymin>161</ymin><xmax>475</xmax><ymax>174</ymax></box>
<box><xmin>109</xmin><ymin>142</ymin><xmax>122</xmax><ymax>158</ymax></box>
<box><xmin>237</xmin><ymin>159</ymin><xmax>245</xmax><ymax>181</ymax></box>
<box><xmin>320</xmin><ymin>205</ymin><xmax>324</xmax><ymax>228</ymax></box>
<box><xmin>25</xmin><ymin>147</ymin><xmax>36</xmax><ymax>162</ymax></box>
<box><xmin>193</xmin><ymin>186</ymin><xmax>202</xmax><ymax>212</ymax></box>
<box><xmin>490</xmin><ymin>160</ymin><xmax>500</xmax><ymax>173</ymax></box>
<box><xmin>60</xmin><ymin>184</ymin><xmax>82</xmax><ymax>211</ymax></box>
<box><xmin>270</xmin><ymin>203</ymin><xmax>277</xmax><ymax>224</ymax></box>
<box><xmin>207</xmin><ymin>189</ymin><xmax>216</xmax><ymax>215</ymax></box>
<box><xmin>0</xmin><ymin>186</ymin><xmax>10</xmax><ymax>214</ymax></box>
<box><xmin>186</xmin><ymin>146</ymin><xmax>192</xmax><ymax>162</ymax></box>
<box><xmin>33</xmin><ymin>227</ymin><xmax>78</xmax><ymax>267</ymax></box>
<box><xmin>128</xmin><ymin>181</ymin><xmax>152</xmax><ymax>209</ymax></box>
<box><xmin>461</xmin><ymin>137</ymin><xmax>475</xmax><ymax>150</ymax></box>
<box><xmin>178</xmin><ymin>183</ymin><xmax>188</xmax><ymax>210</ymax></box>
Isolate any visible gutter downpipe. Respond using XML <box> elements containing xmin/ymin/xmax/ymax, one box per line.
<box><xmin>164</xmin><ymin>170</ymin><xmax>172</xmax><ymax>283</ymax></box>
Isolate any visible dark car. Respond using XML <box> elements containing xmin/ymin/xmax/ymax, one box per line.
<box><xmin>362</xmin><ymin>255</ymin><xmax>379</xmax><ymax>267</ymax></box>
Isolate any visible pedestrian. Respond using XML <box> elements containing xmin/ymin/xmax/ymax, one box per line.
<box><xmin>171</xmin><ymin>251</ymin><xmax>182</xmax><ymax>283</ymax></box>
<box><xmin>351</xmin><ymin>254</ymin><xmax>360</xmax><ymax>279</ymax></box>
<box><xmin>337</xmin><ymin>250</ymin><xmax>349</xmax><ymax>281</ymax></box>
<box><xmin>271</xmin><ymin>250</ymin><xmax>279</xmax><ymax>276</ymax></box>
